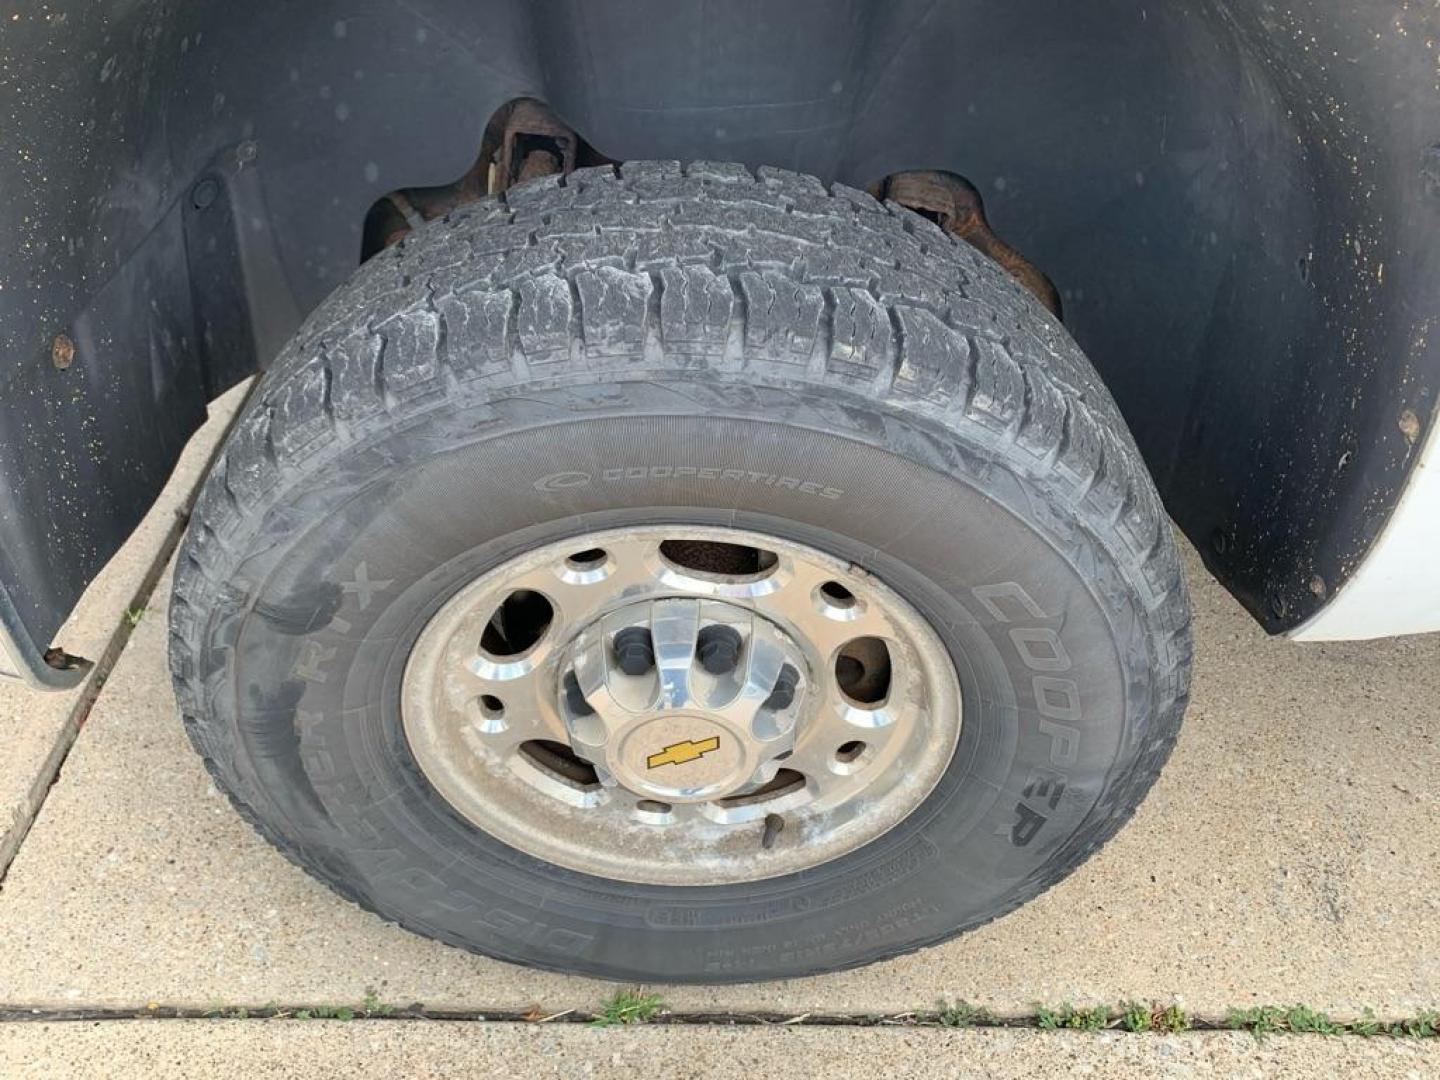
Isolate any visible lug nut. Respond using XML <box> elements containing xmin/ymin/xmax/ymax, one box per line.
<box><xmin>563</xmin><ymin>671</ymin><xmax>595</xmax><ymax>716</ymax></box>
<box><xmin>612</xmin><ymin>627</ymin><xmax>655</xmax><ymax>676</ymax></box>
<box><xmin>697</xmin><ymin>624</ymin><xmax>743</xmax><ymax>675</ymax></box>
<box><xmin>764</xmin><ymin>664</ymin><xmax>800</xmax><ymax>710</ymax></box>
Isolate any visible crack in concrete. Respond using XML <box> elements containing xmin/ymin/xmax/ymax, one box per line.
<box><xmin>1</xmin><ymin>1004</ymin><xmax>1437</xmax><ymax>1040</ymax></box>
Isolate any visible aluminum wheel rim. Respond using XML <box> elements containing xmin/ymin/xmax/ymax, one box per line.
<box><xmin>401</xmin><ymin>526</ymin><xmax>962</xmax><ymax>885</ymax></box>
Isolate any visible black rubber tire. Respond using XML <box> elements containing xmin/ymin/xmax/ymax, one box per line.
<box><xmin>169</xmin><ymin>161</ymin><xmax>1191</xmax><ymax>984</ymax></box>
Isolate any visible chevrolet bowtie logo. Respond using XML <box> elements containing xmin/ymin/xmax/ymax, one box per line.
<box><xmin>647</xmin><ymin>736</ymin><xmax>721</xmax><ymax>769</ymax></box>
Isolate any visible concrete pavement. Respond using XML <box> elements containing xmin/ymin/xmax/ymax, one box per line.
<box><xmin>4</xmin><ymin>1021</ymin><xmax>1440</xmax><ymax>1079</ymax></box>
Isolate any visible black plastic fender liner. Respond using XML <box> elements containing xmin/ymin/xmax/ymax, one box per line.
<box><xmin>0</xmin><ymin>192</ymin><xmax>208</xmax><ymax>687</ymax></box>
<box><xmin>2</xmin><ymin>1</ymin><xmax>1439</xmax><ymax>681</ymax></box>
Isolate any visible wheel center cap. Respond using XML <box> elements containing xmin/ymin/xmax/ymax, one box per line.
<box><xmin>560</xmin><ymin>597</ymin><xmax>809</xmax><ymax>804</ymax></box>
<box><xmin>615</xmin><ymin>714</ymin><xmax>746</xmax><ymax>799</ymax></box>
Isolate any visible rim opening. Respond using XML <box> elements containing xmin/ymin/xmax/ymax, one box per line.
<box><xmin>466</xmin><ymin>693</ymin><xmax>509</xmax><ymax>734</ymax></box>
<box><xmin>480</xmin><ymin>589</ymin><xmax>554</xmax><ymax>657</ymax></box>
<box><xmin>659</xmin><ymin>539</ymin><xmax>778</xmax><ymax>578</ymax></box>
<box><xmin>835</xmin><ymin>740</ymin><xmax>866</xmax><ymax>763</ymax></box>
<box><xmin>714</xmin><ymin>768</ymin><xmax>806</xmax><ymax>809</ymax></box>
<box><xmin>835</xmin><ymin>637</ymin><xmax>892</xmax><ymax>705</ymax></box>
<box><xmin>518</xmin><ymin>739</ymin><xmax>601</xmax><ymax>790</ymax></box>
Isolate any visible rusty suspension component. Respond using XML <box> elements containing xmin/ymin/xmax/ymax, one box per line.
<box><xmin>876</xmin><ymin>171</ymin><xmax>1062</xmax><ymax>319</ymax></box>
<box><xmin>366</xmin><ymin>98</ymin><xmax>591</xmax><ymax>254</ymax></box>
<box><xmin>491</xmin><ymin>98</ymin><xmax>579</xmax><ymax>192</ymax></box>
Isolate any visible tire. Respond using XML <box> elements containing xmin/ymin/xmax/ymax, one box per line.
<box><xmin>169</xmin><ymin>161</ymin><xmax>1191</xmax><ymax>983</ymax></box>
